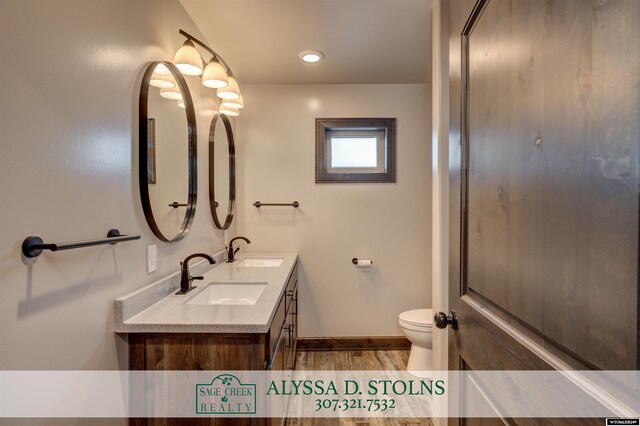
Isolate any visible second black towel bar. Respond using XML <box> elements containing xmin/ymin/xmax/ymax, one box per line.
<box><xmin>22</xmin><ymin>229</ymin><xmax>140</xmax><ymax>258</ymax></box>
<box><xmin>253</xmin><ymin>201</ymin><xmax>299</xmax><ymax>208</ymax></box>
<box><xmin>168</xmin><ymin>201</ymin><xmax>188</xmax><ymax>208</ymax></box>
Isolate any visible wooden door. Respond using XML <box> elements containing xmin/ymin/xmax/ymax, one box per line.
<box><xmin>446</xmin><ymin>0</ymin><xmax>640</xmax><ymax>424</ymax></box>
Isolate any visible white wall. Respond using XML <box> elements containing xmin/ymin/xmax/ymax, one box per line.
<box><xmin>235</xmin><ymin>84</ymin><xmax>432</xmax><ymax>337</ymax></box>
<box><xmin>0</xmin><ymin>0</ymin><xmax>230</xmax><ymax>384</ymax></box>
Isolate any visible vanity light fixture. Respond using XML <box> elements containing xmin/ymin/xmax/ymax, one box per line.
<box><xmin>160</xmin><ymin>86</ymin><xmax>183</xmax><ymax>100</ymax></box>
<box><xmin>299</xmin><ymin>49</ymin><xmax>325</xmax><ymax>63</ymax></box>
<box><xmin>173</xmin><ymin>40</ymin><xmax>203</xmax><ymax>76</ymax></box>
<box><xmin>177</xmin><ymin>100</ymin><xmax>185</xmax><ymax>109</ymax></box>
<box><xmin>175</xmin><ymin>29</ymin><xmax>243</xmax><ymax>115</ymax></box>
<box><xmin>219</xmin><ymin>106</ymin><xmax>240</xmax><ymax>117</ymax></box>
<box><xmin>221</xmin><ymin>95</ymin><xmax>244</xmax><ymax>109</ymax></box>
<box><xmin>150</xmin><ymin>73</ymin><xmax>176</xmax><ymax>89</ymax></box>
<box><xmin>202</xmin><ymin>58</ymin><xmax>229</xmax><ymax>89</ymax></box>
<box><xmin>216</xmin><ymin>76</ymin><xmax>241</xmax><ymax>100</ymax></box>
<box><xmin>153</xmin><ymin>63</ymin><xmax>172</xmax><ymax>75</ymax></box>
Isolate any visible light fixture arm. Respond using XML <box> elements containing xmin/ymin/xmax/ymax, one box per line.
<box><xmin>178</xmin><ymin>29</ymin><xmax>235</xmax><ymax>78</ymax></box>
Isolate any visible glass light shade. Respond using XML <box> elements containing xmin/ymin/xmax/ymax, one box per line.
<box><xmin>150</xmin><ymin>74</ymin><xmax>176</xmax><ymax>89</ymax></box>
<box><xmin>216</xmin><ymin>76</ymin><xmax>241</xmax><ymax>100</ymax></box>
<box><xmin>173</xmin><ymin>40</ymin><xmax>203</xmax><ymax>76</ymax></box>
<box><xmin>153</xmin><ymin>63</ymin><xmax>171</xmax><ymax>75</ymax></box>
<box><xmin>202</xmin><ymin>60</ymin><xmax>229</xmax><ymax>88</ymax></box>
<box><xmin>177</xmin><ymin>101</ymin><xmax>185</xmax><ymax>109</ymax></box>
<box><xmin>221</xmin><ymin>95</ymin><xmax>244</xmax><ymax>109</ymax></box>
<box><xmin>160</xmin><ymin>87</ymin><xmax>183</xmax><ymax>100</ymax></box>
<box><xmin>219</xmin><ymin>106</ymin><xmax>239</xmax><ymax>117</ymax></box>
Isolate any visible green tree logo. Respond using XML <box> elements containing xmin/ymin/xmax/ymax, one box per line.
<box><xmin>196</xmin><ymin>374</ymin><xmax>256</xmax><ymax>415</ymax></box>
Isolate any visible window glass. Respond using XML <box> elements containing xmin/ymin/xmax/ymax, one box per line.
<box><xmin>330</xmin><ymin>137</ymin><xmax>378</xmax><ymax>168</ymax></box>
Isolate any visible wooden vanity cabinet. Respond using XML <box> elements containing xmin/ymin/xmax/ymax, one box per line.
<box><xmin>127</xmin><ymin>261</ymin><xmax>298</xmax><ymax>426</ymax></box>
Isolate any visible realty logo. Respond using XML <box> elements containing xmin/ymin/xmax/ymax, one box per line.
<box><xmin>196</xmin><ymin>374</ymin><xmax>257</xmax><ymax>415</ymax></box>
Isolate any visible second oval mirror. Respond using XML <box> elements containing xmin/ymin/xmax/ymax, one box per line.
<box><xmin>209</xmin><ymin>112</ymin><xmax>235</xmax><ymax>229</ymax></box>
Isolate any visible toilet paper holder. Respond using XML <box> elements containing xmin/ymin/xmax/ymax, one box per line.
<box><xmin>352</xmin><ymin>258</ymin><xmax>373</xmax><ymax>266</ymax></box>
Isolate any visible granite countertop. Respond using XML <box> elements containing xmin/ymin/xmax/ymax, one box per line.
<box><xmin>114</xmin><ymin>252</ymin><xmax>298</xmax><ymax>334</ymax></box>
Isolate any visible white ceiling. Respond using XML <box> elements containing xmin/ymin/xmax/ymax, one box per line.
<box><xmin>179</xmin><ymin>0</ymin><xmax>433</xmax><ymax>84</ymax></box>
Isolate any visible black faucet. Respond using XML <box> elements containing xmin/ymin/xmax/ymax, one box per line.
<box><xmin>175</xmin><ymin>253</ymin><xmax>216</xmax><ymax>295</ymax></box>
<box><xmin>227</xmin><ymin>236</ymin><xmax>251</xmax><ymax>263</ymax></box>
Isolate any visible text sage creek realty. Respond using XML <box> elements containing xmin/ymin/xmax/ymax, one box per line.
<box><xmin>267</xmin><ymin>379</ymin><xmax>445</xmax><ymax>396</ymax></box>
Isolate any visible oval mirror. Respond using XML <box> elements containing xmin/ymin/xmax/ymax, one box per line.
<box><xmin>209</xmin><ymin>112</ymin><xmax>235</xmax><ymax>229</ymax></box>
<box><xmin>139</xmin><ymin>61</ymin><xmax>197</xmax><ymax>242</ymax></box>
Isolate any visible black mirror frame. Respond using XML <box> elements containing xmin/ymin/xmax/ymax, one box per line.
<box><xmin>139</xmin><ymin>61</ymin><xmax>197</xmax><ymax>242</ymax></box>
<box><xmin>209</xmin><ymin>112</ymin><xmax>236</xmax><ymax>230</ymax></box>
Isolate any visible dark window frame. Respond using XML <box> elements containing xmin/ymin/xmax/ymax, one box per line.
<box><xmin>315</xmin><ymin>118</ymin><xmax>396</xmax><ymax>183</ymax></box>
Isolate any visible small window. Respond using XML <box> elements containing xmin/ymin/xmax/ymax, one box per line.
<box><xmin>316</xmin><ymin>118</ymin><xmax>396</xmax><ymax>183</ymax></box>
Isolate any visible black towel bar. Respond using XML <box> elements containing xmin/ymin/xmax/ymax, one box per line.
<box><xmin>253</xmin><ymin>201</ymin><xmax>299</xmax><ymax>208</ymax></box>
<box><xmin>168</xmin><ymin>201</ymin><xmax>188</xmax><ymax>208</ymax></box>
<box><xmin>22</xmin><ymin>229</ymin><xmax>140</xmax><ymax>258</ymax></box>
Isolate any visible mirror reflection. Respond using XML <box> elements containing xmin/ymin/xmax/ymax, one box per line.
<box><xmin>140</xmin><ymin>62</ymin><xmax>196</xmax><ymax>242</ymax></box>
<box><xmin>209</xmin><ymin>112</ymin><xmax>235</xmax><ymax>230</ymax></box>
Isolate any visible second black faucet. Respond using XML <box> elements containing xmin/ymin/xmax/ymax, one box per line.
<box><xmin>227</xmin><ymin>236</ymin><xmax>251</xmax><ymax>263</ymax></box>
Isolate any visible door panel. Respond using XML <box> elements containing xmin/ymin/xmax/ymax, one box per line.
<box><xmin>448</xmin><ymin>0</ymin><xmax>640</xmax><ymax>423</ymax></box>
<box><xmin>465</xmin><ymin>0</ymin><xmax>639</xmax><ymax>371</ymax></box>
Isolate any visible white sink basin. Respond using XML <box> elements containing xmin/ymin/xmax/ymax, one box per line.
<box><xmin>186</xmin><ymin>282</ymin><xmax>268</xmax><ymax>305</ymax></box>
<box><xmin>237</xmin><ymin>258</ymin><xmax>284</xmax><ymax>267</ymax></box>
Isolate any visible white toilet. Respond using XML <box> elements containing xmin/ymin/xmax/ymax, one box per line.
<box><xmin>399</xmin><ymin>308</ymin><xmax>433</xmax><ymax>376</ymax></box>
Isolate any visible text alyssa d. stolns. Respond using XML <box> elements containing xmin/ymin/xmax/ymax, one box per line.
<box><xmin>266</xmin><ymin>378</ymin><xmax>446</xmax><ymax>414</ymax></box>
<box><xmin>266</xmin><ymin>378</ymin><xmax>446</xmax><ymax>396</ymax></box>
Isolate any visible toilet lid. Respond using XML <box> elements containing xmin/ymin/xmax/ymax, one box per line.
<box><xmin>399</xmin><ymin>309</ymin><xmax>433</xmax><ymax>327</ymax></box>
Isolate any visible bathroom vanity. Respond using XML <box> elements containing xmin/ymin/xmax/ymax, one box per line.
<box><xmin>115</xmin><ymin>253</ymin><xmax>298</xmax><ymax>424</ymax></box>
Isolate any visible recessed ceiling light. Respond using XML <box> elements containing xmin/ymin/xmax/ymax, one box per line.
<box><xmin>299</xmin><ymin>50</ymin><xmax>324</xmax><ymax>63</ymax></box>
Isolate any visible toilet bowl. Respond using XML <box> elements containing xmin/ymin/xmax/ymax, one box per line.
<box><xmin>399</xmin><ymin>308</ymin><xmax>433</xmax><ymax>376</ymax></box>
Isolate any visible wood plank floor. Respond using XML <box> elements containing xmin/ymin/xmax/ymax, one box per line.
<box><xmin>285</xmin><ymin>350</ymin><xmax>434</xmax><ymax>426</ymax></box>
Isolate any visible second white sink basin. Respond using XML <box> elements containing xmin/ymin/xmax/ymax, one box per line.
<box><xmin>186</xmin><ymin>282</ymin><xmax>268</xmax><ymax>305</ymax></box>
<box><xmin>237</xmin><ymin>258</ymin><xmax>284</xmax><ymax>267</ymax></box>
